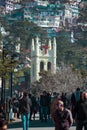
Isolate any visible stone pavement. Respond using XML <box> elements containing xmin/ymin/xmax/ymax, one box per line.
<box><xmin>8</xmin><ymin>113</ymin><xmax>76</xmax><ymax>130</ymax></box>
<box><xmin>8</xmin><ymin>127</ymin><xmax>76</xmax><ymax>130</ymax></box>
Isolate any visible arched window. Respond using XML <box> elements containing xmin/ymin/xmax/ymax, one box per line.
<box><xmin>47</xmin><ymin>62</ymin><xmax>51</xmax><ymax>70</ymax></box>
<box><xmin>40</xmin><ymin>61</ymin><xmax>44</xmax><ymax>71</ymax></box>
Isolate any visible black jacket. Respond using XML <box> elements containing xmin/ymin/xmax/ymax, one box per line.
<box><xmin>53</xmin><ymin>108</ymin><xmax>73</xmax><ymax>130</ymax></box>
<box><xmin>73</xmin><ymin>99</ymin><xmax>87</xmax><ymax>121</ymax></box>
<box><xmin>19</xmin><ymin>96</ymin><xmax>32</xmax><ymax>114</ymax></box>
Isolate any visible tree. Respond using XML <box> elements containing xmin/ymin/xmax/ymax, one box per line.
<box><xmin>8</xmin><ymin>20</ymin><xmax>47</xmax><ymax>48</ymax></box>
<box><xmin>30</xmin><ymin>64</ymin><xmax>86</xmax><ymax>96</ymax></box>
<box><xmin>6</xmin><ymin>20</ymin><xmax>47</xmax><ymax>65</ymax></box>
<box><xmin>79</xmin><ymin>2</ymin><xmax>87</xmax><ymax>23</ymax></box>
<box><xmin>56</xmin><ymin>35</ymin><xmax>83</xmax><ymax>68</ymax></box>
<box><xmin>74</xmin><ymin>2</ymin><xmax>87</xmax><ymax>47</ymax></box>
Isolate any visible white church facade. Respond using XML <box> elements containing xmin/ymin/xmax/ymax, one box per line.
<box><xmin>30</xmin><ymin>37</ymin><xmax>57</xmax><ymax>83</ymax></box>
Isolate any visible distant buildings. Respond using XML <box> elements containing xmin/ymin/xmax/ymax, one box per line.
<box><xmin>5</xmin><ymin>0</ymin><xmax>22</xmax><ymax>13</ymax></box>
<box><xmin>0</xmin><ymin>0</ymin><xmax>21</xmax><ymax>14</ymax></box>
<box><xmin>0</xmin><ymin>0</ymin><xmax>84</xmax><ymax>38</ymax></box>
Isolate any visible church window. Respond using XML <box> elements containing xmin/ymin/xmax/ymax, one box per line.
<box><xmin>47</xmin><ymin>62</ymin><xmax>51</xmax><ymax>70</ymax></box>
<box><xmin>40</xmin><ymin>61</ymin><xmax>44</xmax><ymax>71</ymax></box>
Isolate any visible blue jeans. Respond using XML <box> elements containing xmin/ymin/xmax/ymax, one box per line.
<box><xmin>40</xmin><ymin>106</ymin><xmax>48</xmax><ymax>121</ymax></box>
<box><xmin>21</xmin><ymin>113</ymin><xmax>30</xmax><ymax>130</ymax></box>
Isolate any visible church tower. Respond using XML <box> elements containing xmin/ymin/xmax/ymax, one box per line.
<box><xmin>30</xmin><ymin>37</ymin><xmax>57</xmax><ymax>83</ymax></box>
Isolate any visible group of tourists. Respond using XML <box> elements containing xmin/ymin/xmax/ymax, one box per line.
<box><xmin>0</xmin><ymin>88</ymin><xmax>87</xmax><ymax>130</ymax></box>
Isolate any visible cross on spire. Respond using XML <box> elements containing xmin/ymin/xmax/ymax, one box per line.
<box><xmin>42</xmin><ymin>45</ymin><xmax>49</xmax><ymax>54</ymax></box>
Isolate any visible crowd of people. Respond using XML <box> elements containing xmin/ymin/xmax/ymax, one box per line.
<box><xmin>0</xmin><ymin>88</ymin><xmax>87</xmax><ymax>130</ymax></box>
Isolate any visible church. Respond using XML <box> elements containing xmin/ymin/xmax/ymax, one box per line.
<box><xmin>30</xmin><ymin>37</ymin><xmax>57</xmax><ymax>83</ymax></box>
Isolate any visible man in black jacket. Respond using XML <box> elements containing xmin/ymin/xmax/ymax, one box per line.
<box><xmin>73</xmin><ymin>91</ymin><xmax>87</xmax><ymax>130</ymax></box>
<box><xmin>52</xmin><ymin>100</ymin><xmax>73</xmax><ymax>130</ymax></box>
<box><xmin>40</xmin><ymin>91</ymin><xmax>49</xmax><ymax>122</ymax></box>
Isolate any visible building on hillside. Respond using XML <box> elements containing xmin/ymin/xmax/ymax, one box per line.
<box><xmin>23</xmin><ymin>0</ymin><xmax>81</xmax><ymax>38</ymax></box>
<box><xmin>30</xmin><ymin>37</ymin><xmax>57</xmax><ymax>83</ymax></box>
<box><xmin>5</xmin><ymin>0</ymin><xmax>21</xmax><ymax>14</ymax></box>
<box><xmin>23</xmin><ymin>1</ymin><xmax>64</xmax><ymax>27</ymax></box>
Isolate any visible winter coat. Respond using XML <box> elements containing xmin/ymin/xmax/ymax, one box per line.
<box><xmin>19</xmin><ymin>96</ymin><xmax>32</xmax><ymax>114</ymax></box>
<box><xmin>50</xmin><ymin>97</ymin><xmax>58</xmax><ymax>118</ymax></box>
<box><xmin>40</xmin><ymin>95</ymin><xmax>49</xmax><ymax>106</ymax></box>
<box><xmin>73</xmin><ymin>99</ymin><xmax>87</xmax><ymax>121</ymax></box>
<box><xmin>53</xmin><ymin>108</ymin><xmax>73</xmax><ymax>130</ymax></box>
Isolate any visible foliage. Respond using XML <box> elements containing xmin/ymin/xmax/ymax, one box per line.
<box><xmin>79</xmin><ymin>2</ymin><xmax>87</xmax><ymax>23</ymax></box>
<box><xmin>7</xmin><ymin>20</ymin><xmax>47</xmax><ymax>48</ymax></box>
<box><xmin>56</xmin><ymin>34</ymin><xmax>87</xmax><ymax>70</ymax></box>
<box><xmin>30</xmin><ymin>64</ymin><xmax>86</xmax><ymax>96</ymax></box>
<box><xmin>0</xmin><ymin>53</ymin><xmax>17</xmax><ymax>79</ymax></box>
<box><xmin>0</xmin><ymin>17</ymin><xmax>46</xmax><ymax>78</ymax></box>
<box><xmin>55</xmin><ymin>2</ymin><xmax>87</xmax><ymax>70</ymax></box>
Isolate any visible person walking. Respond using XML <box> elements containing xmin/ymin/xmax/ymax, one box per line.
<box><xmin>52</xmin><ymin>99</ymin><xmax>73</xmax><ymax>130</ymax></box>
<box><xmin>73</xmin><ymin>91</ymin><xmax>87</xmax><ymax>130</ymax></box>
<box><xmin>19</xmin><ymin>92</ymin><xmax>32</xmax><ymax>130</ymax></box>
<box><xmin>50</xmin><ymin>92</ymin><xmax>60</xmax><ymax>119</ymax></box>
<box><xmin>30</xmin><ymin>95</ymin><xmax>38</xmax><ymax>120</ymax></box>
<box><xmin>40</xmin><ymin>91</ymin><xmax>49</xmax><ymax>122</ymax></box>
<box><xmin>70</xmin><ymin>88</ymin><xmax>81</xmax><ymax>117</ymax></box>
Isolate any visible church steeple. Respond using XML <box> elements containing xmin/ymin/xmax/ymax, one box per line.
<box><xmin>52</xmin><ymin>37</ymin><xmax>57</xmax><ymax>74</ymax></box>
<box><xmin>48</xmin><ymin>39</ymin><xmax>51</xmax><ymax>50</ymax></box>
<box><xmin>30</xmin><ymin>37</ymin><xmax>57</xmax><ymax>83</ymax></box>
<box><xmin>31</xmin><ymin>38</ymin><xmax>35</xmax><ymax>51</ymax></box>
<box><xmin>35</xmin><ymin>36</ymin><xmax>39</xmax><ymax>56</ymax></box>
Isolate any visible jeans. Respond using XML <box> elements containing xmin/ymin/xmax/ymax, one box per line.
<box><xmin>40</xmin><ymin>106</ymin><xmax>48</xmax><ymax>121</ymax></box>
<box><xmin>9</xmin><ymin>108</ymin><xmax>13</xmax><ymax>120</ymax></box>
<box><xmin>76</xmin><ymin>120</ymin><xmax>87</xmax><ymax>130</ymax></box>
<box><xmin>21</xmin><ymin>113</ymin><xmax>30</xmax><ymax>130</ymax></box>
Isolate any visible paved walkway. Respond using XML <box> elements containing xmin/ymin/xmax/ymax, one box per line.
<box><xmin>8</xmin><ymin>113</ymin><xmax>76</xmax><ymax>130</ymax></box>
<box><xmin>8</xmin><ymin>126</ymin><xmax>76</xmax><ymax>130</ymax></box>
